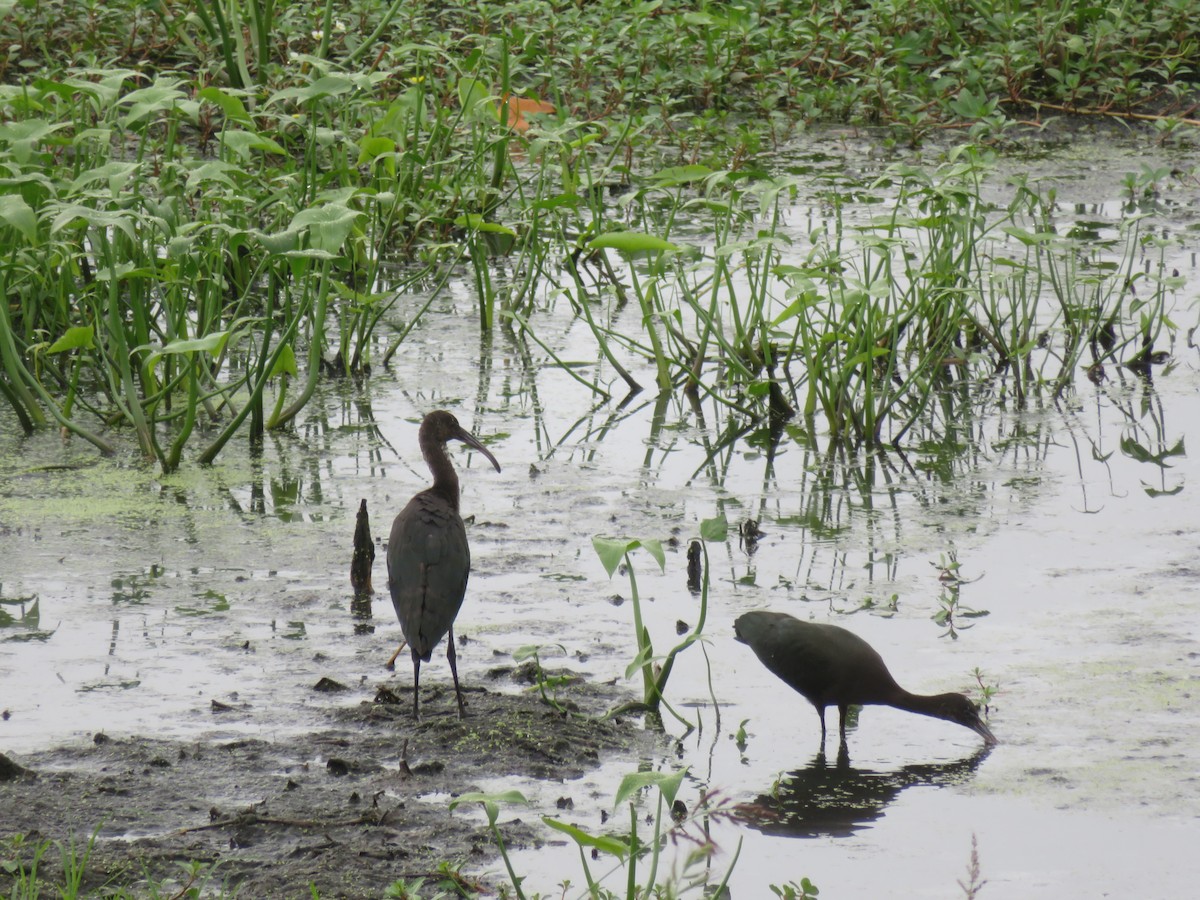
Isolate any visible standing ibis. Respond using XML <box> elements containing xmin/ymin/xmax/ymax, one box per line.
<box><xmin>388</xmin><ymin>411</ymin><xmax>500</xmax><ymax>719</ymax></box>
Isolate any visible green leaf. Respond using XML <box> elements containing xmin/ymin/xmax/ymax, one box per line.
<box><xmin>0</xmin><ymin>194</ymin><xmax>38</xmax><ymax>243</ymax></box>
<box><xmin>613</xmin><ymin>768</ymin><xmax>687</xmax><ymax>809</ymax></box>
<box><xmin>155</xmin><ymin>331</ymin><xmax>233</xmax><ymax>356</ymax></box>
<box><xmin>532</xmin><ymin>193</ymin><xmax>583</xmax><ymax>212</ymax></box>
<box><xmin>69</xmin><ymin>161</ymin><xmax>141</xmax><ymax>195</ymax></box>
<box><xmin>453</xmin><ymin>214</ymin><xmax>517</xmax><ymax>236</ymax></box>
<box><xmin>185</xmin><ymin>160</ymin><xmax>241</xmax><ymax>191</ymax></box>
<box><xmin>118</xmin><ymin>79</ymin><xmax>194</xmax><ymax>127</ymax></box>
<box><xmin>450</xmin><ymin>789</ymin><xmax>528</xmax><ymax>808</ymax></box>
<box><xmin>512</xmin><ymin>643</ymin><xmax>565</xmax><ymax>662</ymax></box>
<box><xmin>649</xmin><ymin>165</ymin><xmax>713</xmax><ymax>187</ymax></box>
<box><xmin>640</xmin><ymin>539</ymin><xmax>665</xmax><ymax>572</ymax></box>
<box><xmin>456</xmin><ymin>76</ymin><xmax>491</xmax><ymax>118</ymax></box>
<box><xmin>219</xmin><ymin>130</ymin><xmax>286</xmax><ymax>160</ymax></box>
<box><xmin>268</xmin><ymin>75</ymin><xmax>357</xmax><ymax>106</ymax></box>
<box><xmin>0</xmin><ymin>118</ymin><xmax>68</xmax><ymax>163</ymax></box>
<box><xmin>268</xmin><ymin>342</ymin><xmax>297</xmax><ymax>379</ymax></box>
<box><xmin>587</xmin><ymin>231</ymin><xmax>680</xmax><ymax>254</ymax></box>
<box><xmin>592</xmin><ymin>536</ymin><xmax>635</xmax><ymax>577</ymax></box>
<box><xmin>449</xmin><ymin>790</ymin><xmax>528</xmax><ymax>825</ymax></box>
<box><xmin>699</xmin><ymin>515</ymin><xmax>727</xmax><ymax>542</ymax></box>
<box><xmin>197</xmin><ymin>86</ymin><xmax>253</xmax><ymax>126</ymax></box>
<box><xmin>357</xmin><ymin>135</ymin><xmax>396</xmax><ymax>169</ymax></box>
<box><xmin>542</xmin><ymin>817</ymin><xmax>631</xmax><ymax>859</ymax></box>
<box><xmin>47</xmin><ymin>325</ymin><xmax>95</xmax><ymax>354</ymax></box>
<box><xmin>623</xmin><ymin>643</ymin><xmax>654</xmax><ymax>681</ymax></box>
<box><xmin>290</xmin><ymin>202</ymin><xmax>362</xmax><ymax>254</ymax></box>
<box><xmin>49</xmin><ymin>205</ymin><xmax>137</xmax><ymax>242</ymax></box>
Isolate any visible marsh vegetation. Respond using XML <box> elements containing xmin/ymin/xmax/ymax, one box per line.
<box><xmin>2</xmin><ymin>1</ymin><xmax>1199</xmax><ymax>897</ymax></box>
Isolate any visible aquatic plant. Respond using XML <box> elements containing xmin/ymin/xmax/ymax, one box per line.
<box><xmin>448</xmin><ymin>790</ymin><xmax>532</xmax><ymax>900</ymax></box>
<box><xmin>593</xmin><ymin>515</ymin><xmax>724</xmax><ymax>729</ymax></box>
<box><xmin>462</xmin><ymin>769</ymin><xmax>754</xmax><ymax>899</ymax></box>
<box><xmin>2</xmin><ymin>0</ymin><xmax>1192</xmax><ymax>469</ymax></box>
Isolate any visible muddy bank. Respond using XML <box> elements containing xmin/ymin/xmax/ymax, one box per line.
<box><xmin>0</xmin><ymin>670</ymin><xmax>661</xmax><ymax>898</ymax></box>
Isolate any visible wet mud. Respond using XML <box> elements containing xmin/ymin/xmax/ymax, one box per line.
<box><xmin>0</xmin><ymin>671</ymin><xmax>660</xmax><ymax>898</ymax></box>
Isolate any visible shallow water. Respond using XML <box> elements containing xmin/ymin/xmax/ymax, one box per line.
<box><xmin>2</xmin><ymin>132</ymin><xmax>1199</xmax><ymax>896</ymax></box>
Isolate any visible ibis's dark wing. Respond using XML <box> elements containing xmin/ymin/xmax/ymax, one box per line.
<box><xmin>386</xmin><ymin>491</ymin><xmax>470</xmax><ymax>660</ymax></box>
<box><xmin>735</xmin><ymin>611</ymin><xmax>898</xmax><ymax>708</ymax></box>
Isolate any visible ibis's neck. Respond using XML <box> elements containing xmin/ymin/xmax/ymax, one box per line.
<box><xmin>888</xmin><ymin>689</ymin><xmax>955</xmax><ymax>723</ymax></box>
<box><xmin>422</xmin><ymin>440</ymin><xmax>460</xmax><ymax>510</ymax></box>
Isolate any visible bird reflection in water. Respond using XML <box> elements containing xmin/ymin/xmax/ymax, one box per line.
<box><xmin>745</xmin><ymin>744</ymin><xmax>993</xmax><ymax>839</ymax></box>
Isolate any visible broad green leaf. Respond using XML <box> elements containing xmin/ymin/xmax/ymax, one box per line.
<box><xmin>649</xmin><ymin>164</ymin><xmax>713</xmax><ymax>186</ymax></box>
<box><xmin>68</xmin><ymin>161</ymin><xmax>141</xmax><ymax>195</ymax></box>
<box><xmin>185</xmin><ymin>160</ymin><xmax>241</xmax><ymax>191</ymax></box>
<box><xmin>542</xmin><ymin>817</ymin><xmax>631</xmax><ymax>859</ymax></box>
<box><xmin>0</xmin><ymin>194</ymin><xmax>37</xmax><ymax>243</ymax></box>
<box><xmin>219</xmin><ymin>130</ymin><xmax>286</xmax><ymax>160</ymax></box>
<box><xmin>257</xmin><ymin>227</ymin><xmax>301</xmax><ymax>256</ymax></box>
<box><xmin>587</xmin><ymin>231</ymin><xmax>680</xmax><ymax>254</ymax></box>
<box><xmin>49</xmin><ymin>205</ymin><xmax>138</xmax><ymax>242</ymax></box>
<box><xmin>592</xmin><ymin>536</ymin><xmax>636</xmax><ymax>577</ymax></box>
<box><xmin>640</xmin><ymin>539</ymin><xmax>666</xmax><ymax>572</ymax></box>
<box><xmin>95</xmin><ymin>262</ymin><xmax>152</xmax><ymax>281</ymax></box>
<box><xmin>456</xmin><ymin>76</ymin><xmax>491</xmax><ymax>118</ymax></box>
<box><xmin>592</xmin><ymin>537</ymin><xmax>664</xmax><ymax>575</ymax></box>
<box><xmin>279</xmin><ymin>248</ymin><xmax>338</xmax><ymax>260</ymax></box>
<box><xmin>449</xmin><ymin>790</ymin><xmax>528</xmax><ymax>825</ymax></box>
<box><xmin>532</xmin><ymin>193</ymin><xmax>583</xmax><ymax>212</ymax></box>
<box><xmin>47</xmin><ymin>325</ymin><xmax>95</xmax><ymax>354</ymax></box>
<box><xmin>197</xmin><ymin>86</ymin><xmax>253</xmax><ymax>126</ymax></box>
<box><xmin>453</xmin><ymin>213</ymin><xmax>517</xmax><ymax>236</ymax></box>
<box><xmin>0</xmin><ymin>118</ymin><xmax>68</xmax><ymax>163</ymax></box>
<box><xmin>155</xmin><ymin>331</ymin><xmax>234</xmax><ymax>357</ymax></box>
<box><xmin>118</xmin><ymin>79</ymin><xmax>195</xmax><ymax>127</ymax></box>
<box><xmin>450</xmin><ymin>789</ymin><xmax>529</xmax><ymax>809</ymax></box>
<box><xmin>291</xmin><ymin>203</ymin><xmax>362</xmax><ymax>254</ymax></box>
<box><xmin>699</xmin><ymin>515</ymin><xmax>727</xmax><ymax>542</ymax></box>
<box><xmin>512</xmin><ymin>644</ymin><xmax>565</xmax><ymax>662</ymax></box>
<box><xmin>356</xmin><ymin>135</ymin><xmax>397</xmax><ymax>169</ymax></box>
<box><xmin>268</xmin><ymin>75</ymin><xmax>357</xmax><ymax>106</ymax></box>
<box><xmin>613</xmin><ymin>768</ymin><xmax>687</xmax><ymax>808</ymax></box>
<box><xmin>268</xmin><ymin>342</ymin><xmax>297</xmax><ymax>379</ymax></box>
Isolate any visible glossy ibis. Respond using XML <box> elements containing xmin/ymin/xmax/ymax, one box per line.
<box><xmin>387</xmin><ymin>411</ymin><xmax>500</xmax><ymax>719</ymax></box>
<box><xmin>734</xmin><ymin>610</ymin><xmax>996</xmax><ymax>748</ymax></box>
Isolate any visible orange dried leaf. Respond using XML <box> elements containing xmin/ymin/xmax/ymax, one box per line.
<box><xmin>499</xmin><ymin>94</ymin><xmax>556</xmax><ymax>133</ymax></box>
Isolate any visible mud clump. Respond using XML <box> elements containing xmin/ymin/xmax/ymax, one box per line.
<box><xmin>0</xmin><ymin>675</ymin><xmax>657</xmax><ymax>898</ymax></box>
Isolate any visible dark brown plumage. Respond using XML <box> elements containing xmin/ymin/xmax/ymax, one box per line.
<box><xmin>735</xmin><ymin>610</ymin><xmax>996</xmax><ymax>748</ymax></box>
<box><xmin>387</xmin><ymin>411</ymin><xmax>500</xmax><ymax>719</ymax></box>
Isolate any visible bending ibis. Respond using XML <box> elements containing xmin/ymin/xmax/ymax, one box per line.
<box><xmin>735</xmin><ymin>610</ymin><xmax>996</xmax><ymax>748</ymax></box>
